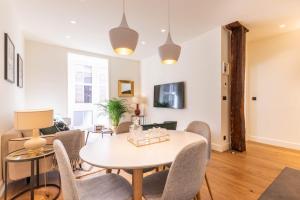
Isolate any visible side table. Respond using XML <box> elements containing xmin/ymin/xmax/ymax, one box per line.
<box><xmin>4</xmin><ymin>145</ymin><xmax>60</xmax><ymax>200</ymax></box>
<box><xmin>131</xmin><ymin>115</ymin><xmax>145</xmax><ymax>125</ymax></box>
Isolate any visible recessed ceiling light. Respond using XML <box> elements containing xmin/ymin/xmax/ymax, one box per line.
<box><xmin>65</xmin><ymin>35</ymin><xmax>71</xmax><ymax>39</ymax></box>
<box><xmin>141</xmin><ymin>41</ymin><xmax>146</xmax><ymax>45</ymax></box>
<box><xmin>279</xmin><ymin>24</ymin><xmax>286</xmax><ymax>28</ymax></box>
<box><xmin>70</xmin><ymin>20</ymin><xmax>77</xmax><ymax>24</ymax></box>
<box><xmin>161</xmin><ymin>29</ymin><xmax>166</xmax><ymax>33</ymax></box>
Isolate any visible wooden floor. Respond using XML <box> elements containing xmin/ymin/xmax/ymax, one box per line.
<box><xmin>3</xmin><ymin>141</ymin><xmax>300</xmax><ymax>200</ymax></box>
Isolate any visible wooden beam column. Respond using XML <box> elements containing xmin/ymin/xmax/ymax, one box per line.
<box><xmin>226</xmin><ymin>21</ymin><xmax>249</xmax><ymax>152</ymax></box>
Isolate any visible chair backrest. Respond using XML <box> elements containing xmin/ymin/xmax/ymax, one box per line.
<box><xmin>54</xmin><ymin>130</ymin><xmax>84</xmax><ymax>163</ymax></box>
<box><xmin>162</xmin><ymin>141</ymin><xmax>208</xmax><ymax>200</ymax></box>
<box><xmin>115</xmin><ymin>121</ymin><xmax>132</xmax><ymax>134</ymax></box>
<box><xmin>186</xmin><ymin>121</ymin><xmax>211</xmax><ymax>160</ymax></box>
<box><xmin>53</xmin><ymin>140</ymin><xmax>80</xmax><ymax>200</ymax></box>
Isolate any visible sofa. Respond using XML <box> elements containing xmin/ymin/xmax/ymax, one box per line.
<box><xmin>142</xmin><ymin>121</ymin><xmax>177</xmax><ymax>131</ymax></box>
<box><xmin>1</xmin><ymin>129</ymin><xmax>84</xmax><ymax>182</ymax></box>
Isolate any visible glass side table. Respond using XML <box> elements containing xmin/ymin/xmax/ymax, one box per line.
<box><xmin>4</xmin><ymin>145</ymin><xmax>60</xmax><ymax>200</ymax></box>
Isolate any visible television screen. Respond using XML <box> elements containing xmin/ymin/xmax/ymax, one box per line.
<box><xmin>154</xmin><ymin>82</ymin><xmax>185</xmax><ymax>109</ymax></box>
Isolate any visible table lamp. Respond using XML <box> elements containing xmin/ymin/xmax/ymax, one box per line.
<box><xmin>14</xmin><ymin>109</ymin><xmax>53</xmax><ymax>152</ymax></box>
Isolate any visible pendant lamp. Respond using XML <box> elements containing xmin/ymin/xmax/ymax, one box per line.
<box><xmin>159</xmin><ymin>0</ymin><xmax>181</xmax><ymax>64</ymax></box>
<box><xmin>109</xmin><ymin>0</ymin><xmax>139</xmax><ymax>55</ymax></box>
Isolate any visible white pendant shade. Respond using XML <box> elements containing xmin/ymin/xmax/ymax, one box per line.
<box><xmin>109</xmin><ymin>13</ymin><xmax>139</xmax><ymax>55</ymax></box>
<box><xmin>159</xmin><ymin>0</ymin><xmax>181</xmax><ymax>64</ymax></box>
<box><xmin>159</xmin><ymin>32</ymin><xmax>181</xmax><ymax>64</ymax></box>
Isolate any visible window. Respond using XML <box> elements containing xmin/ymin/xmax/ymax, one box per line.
<box><xmin>68</xmin><ymin>53</ymin><xmax>109</xmax><ymax>129</ymax></box>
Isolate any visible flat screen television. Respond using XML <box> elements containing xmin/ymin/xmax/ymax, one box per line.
<box><xmin>154</xmin><ymin>82</ymin><xmax>185</xmax><ymax>109</ymax></box>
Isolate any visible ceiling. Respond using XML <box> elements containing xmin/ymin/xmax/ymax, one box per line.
<box><xmin>11</xmin><ymin>0</ymin><xmax>300</xmax><ymax>60</ymax></box>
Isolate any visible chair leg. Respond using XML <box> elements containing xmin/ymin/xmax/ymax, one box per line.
<box><xmin>205</xmin><ymin>173</ymin><xmax>214</xmax><ymax>200</ymax></box>
<box><xmin>196</xmin><ymin>191</ymin><xmax>201</xmax><ymax>200</ymax></box>
<box><xmin>26</xmin><ymin>177</ymin><xmax>30</xmax><ymax>185</ymax></box>
<box><xmin>117</xmin><ymin>169</ymin><xmax>121</xmax><ymax>174</ymax></box>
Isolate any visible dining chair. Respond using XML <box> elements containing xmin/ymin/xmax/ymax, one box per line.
<box><xmin>186</xmin><ymin>121</ymin><xmax>213</xmax><ymax>200</ymax></box>
<box><xmin>53</xmin><ymin>140</ymin><xmax>132</xmax><ymax>200</ymax></box>
<box><xmin>115</xmin><ymin>121</ymin><xmax>156</xmax><ymax>175</ymax></box>
<box><xmin>54</xmin><ymin>130</ymin><xmax>84</xmax><ymax>171</ymax></box>
<box><xmin>142</xmin><ymin>140</ymin><xmax>208</xmax><ymax>200</ymax></box>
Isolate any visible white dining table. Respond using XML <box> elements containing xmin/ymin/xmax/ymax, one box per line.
<box><xmin>79</xmin><ymin>130</ymin><xmax>206</xmax><ymax>200</ymax></box>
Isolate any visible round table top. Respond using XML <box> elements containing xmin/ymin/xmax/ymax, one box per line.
<box><xmin>6</xmin><ymin>145</ymin><xmax>54</xmax><ymax>162</ymax></box>
<box><xmin>80</xmin><ymin>130</ymin><xmax>206</xmax><ymax>169</ymax></box>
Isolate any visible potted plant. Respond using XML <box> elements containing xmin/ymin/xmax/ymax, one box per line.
<box><xmin>99</xmin><ymin>98</ymin><xmax>129</xmax><ymax>131</ymax></box>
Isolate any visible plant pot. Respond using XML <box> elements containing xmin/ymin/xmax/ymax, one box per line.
<box><xmin>111</xmin><ymin>125</ymin><xmax>117</xmax><ymax>133</ymax></box>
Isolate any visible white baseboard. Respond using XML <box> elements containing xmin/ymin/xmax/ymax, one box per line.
<box><xmin>212</xmin><ymin>142</ymin><xmax>229</xmax><ymax>152</ymax></box>
<box><xmin>248</xmin><ymin>135</ymin><xmax>300</xmax><ymax>150</ymax></box>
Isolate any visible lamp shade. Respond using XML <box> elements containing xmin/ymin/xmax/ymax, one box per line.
<box><xmin>14</xmin><ymin>109</ymin><xmax>53</xmax><ymax>130</ymax></box>
<box><xmin>109</xmin><ymin>14</ymin><xmax>139</xmax><ymax>55</ymax></box>
<box><xmin>159</xmin><ymin>32</ymin><xmax>181</xmax><ymax>64</ymax></box>
<box><xmin>132</xmin><ymin>96</ymin><xmax>140</xmax><ymax>104</ymax></box>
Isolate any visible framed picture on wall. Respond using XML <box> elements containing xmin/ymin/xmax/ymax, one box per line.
<box><xmin>17</xmin><ymin>54</ymin><xmax>23</xmax><ymax>88</ymax></box>
<box><xmin>4</xmin><ymin>33</ymin><xmax>15</xmax><ymax>83</ymax></box>
<box><xmin>118</xmin><ymin>80</ymin><xmax>134</xmax><ymax>97</ymax></box>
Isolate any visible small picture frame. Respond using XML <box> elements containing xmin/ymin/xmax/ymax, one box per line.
<box><xmin>17</xmin><ymin>54</ymin><xmax>23</xmax><ymax>88</ymax></box>
<box><xmin>118</xmin><ymin>80</ymin><xmax>134</xmax><ymax>97</ymax></box>
<box><xmin>4</xmin><ymin>33</ymin><xmax>15</xmax><ymax>83</ymax></box>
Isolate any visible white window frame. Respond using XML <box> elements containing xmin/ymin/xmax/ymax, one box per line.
<box><xmin>68</xmin><ymin>53</ymin><xmax>109</xmax><ymax>129</ymax></box>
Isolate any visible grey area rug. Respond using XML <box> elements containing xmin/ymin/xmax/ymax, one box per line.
<box><xmin>259</xmin><ymin>167</ymin><xmax>300</xmax><ymax>200</ymax></box>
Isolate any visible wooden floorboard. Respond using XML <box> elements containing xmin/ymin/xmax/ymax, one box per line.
<box><xmin>203</xmin><ymin>141</ymin><xmax>300</xmax><ymax>200</ymax></box>
<box><xmin>2</xmin><ymin>141</ymin><xmax>300</xmax><ymax>200</ymax></box>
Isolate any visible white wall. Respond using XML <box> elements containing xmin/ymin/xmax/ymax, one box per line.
<box><xmin>0</xmin><ymin>0</ymin><xmax>25</xmax><ymax>186</ymax></box>
<box><xmin>0</xmin><ymin>0</ymin><xmax>25</xmax><ymax>134</ymax></box>
<box><xmin>25</xmin><ymin>40</ymin><xmax>140</xmax><ymax>117</ymax></box>
<box><xmin>141</xmin><ymin>27</ymin><xmax>229</xmax><ymax>151</ymax></box>
<box><xmin>247</xmin><ymin>29</ymin><xmax>300</xmax><ymax>150</ymax></box>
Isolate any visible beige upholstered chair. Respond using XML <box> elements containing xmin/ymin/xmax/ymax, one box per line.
<box><xmin>53</xmin><ymin>140</ymin><xmax>132</xmax><ymax>200</ymax></box>
<box><xmin>115</xmin><ymin>121</ymin><xmax>132</xmax><ymax>134</ymax></box>
<box><xmin>142</xmin><ymin>141</ymin><xmax>208</xmax><ymax>200</ymax></box>
<box><xmin>115</xmin><ymin>121</ymin><xmax>155</xmax><ymax>175</ymax></box>
<box><xmin>186</xmin><ymin>121</ymin><xmax>213</xmax><ymax>200</ymax></box>
<box><xmin>54</xmin><ymin>129</ymin><xmax>85</xmax><ymax>170</ymax></box>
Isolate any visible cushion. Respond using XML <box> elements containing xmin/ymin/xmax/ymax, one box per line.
<box><xmin>76</xmin><ymin>174</ymin><xmax>132</xmax><ymax>200</ymax></box>
<box><xmin>22</xmin><ymin>130</ymin><xmax>33</xmax><ymax>137</ymax></box>
<box><xmin>40</xmin><ymin>125</ymin><xmax>60</xmax><ymax>135</ymax></box>
<box><xmin>142</xmin><ymin>170</ymin><xmax>169</xmax><ymax>200</ymax></box>
<box><xmin>55</xmin><ymin>121</ymin><xmax>70</xmax><ymax>131</ymax></box>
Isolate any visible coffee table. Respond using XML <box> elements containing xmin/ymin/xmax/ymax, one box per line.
<box><xmin>85</xmin><ymin>128</ymin><xmax>113</xmax><ymax>144</ymax></box>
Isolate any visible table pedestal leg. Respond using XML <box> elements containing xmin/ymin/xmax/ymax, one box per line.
<box><xmin>132</xmin><ymin>169</ymin><xmax>143</xmax><ymax>200</ymax></box>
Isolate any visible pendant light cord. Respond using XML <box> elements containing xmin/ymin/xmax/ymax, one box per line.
<box><xmin>168</xmin><ymin>0</ymin><xmax>171</xmax><ymax>33</ymax></box>
<box><xmin>123</xmin><ymin>0</ymin><xmax>125</xmax><ymax>14</ymax></box>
